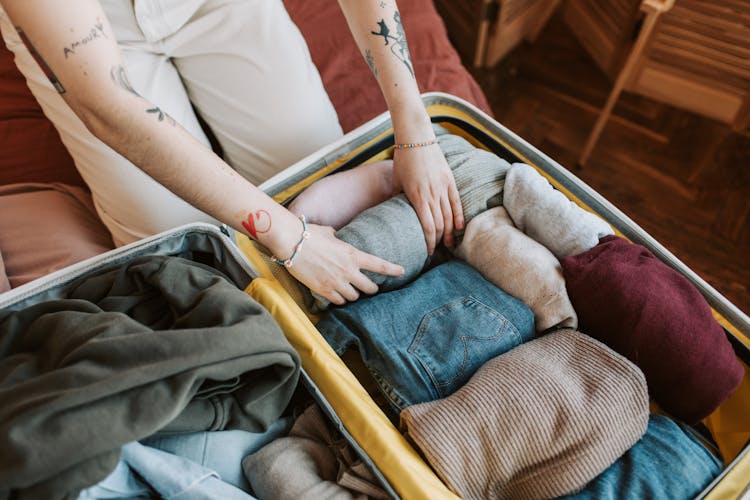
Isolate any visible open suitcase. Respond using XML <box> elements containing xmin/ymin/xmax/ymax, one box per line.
<box><xmin>1</xmin><ymin>92</ymin><xmax>748</xmax><ymax>499</ymax></box>
<box><xmin>243</xmin><ymin>92</ymin><xmax>750</xmax><ymax>499</ymax></box>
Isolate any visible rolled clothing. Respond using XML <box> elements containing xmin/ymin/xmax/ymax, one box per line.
<box><xmin>332</xmin><ymin>193</ymin><xmax>428</xmax><ymax>297</ymax></box>
<box><xmin>503</xmin><ymin>163</ymin><xmax>614</xmax><ymax>258</ymax></box>
<box><xmin>400</xmin><ymin>328</ymin><xmax>649</xmax><ymax>500</ymax></box>
<box><xmin>455</xmin><ymin>206</ymin><xmax>577</xmax><ymax>333</ymax></box>
<box><xmin>563</xmin><ymin>415</ymin><xmax>723</xmax><ymax>500</ymax></box>
<box><xmin>561</xmin><ymin>235</ymin><xmax>744</xmax><ymax>423</ymax></box>
<box><xmin>0</xmin><ymin>255</ymin><xmax>300</xmax><ymax>500</ymax></box>
<box><xmin>311</xmin><ymin>124</ymin><xmax>512</xmax><ymax>309</ymax></box>
<box><xmin>243</xmin><ymin>403</ymin><xmax>388</xmax><ymax>500</ymax></box>
<box><xmin>435</xmin><ymin>124</ymin><xmax>509</xmax><ymax>224</ymax></box>
<box><xmin>316</xmin><ymin>260</ymin><xmax>535</xmax><ymax>413</ymax></box>
<box><xmin>288</xmin><ymin>160</ymin><xmax>394</xmax><ymax>230</ymax></box>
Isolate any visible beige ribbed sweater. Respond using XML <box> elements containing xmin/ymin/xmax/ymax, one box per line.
<box><xmin>400</xmin><ymin>329</ymin><xmax>649</xmax><ymax>500</ymax></box>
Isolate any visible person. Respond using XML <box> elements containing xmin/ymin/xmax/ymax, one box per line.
<box><xmin>0</xmin><ymin>0</ymin><xmax>464</xmax><ymax>306</ymax></box>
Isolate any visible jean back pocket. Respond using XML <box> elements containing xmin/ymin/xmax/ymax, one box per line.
<box><xmin>408</xmin><ymin>295</ymin><xmax>527</xmax><ymax>399</ymax></box>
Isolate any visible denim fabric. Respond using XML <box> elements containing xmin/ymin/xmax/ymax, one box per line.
<box><xmin>78</xmin><ymin>441</ymin><xmax>255</xmax><ymax>500</ymax></box>
<box><xmin>316</xmin><ymin>260</ymin><xmax>535</xmax><ymax>412</ymax></box>
<box><xmin>140</xmin><ymin>417</ymin><xmax>292</xmax><ymax>492</ymax></box>
<box><xmin>564</xmin><ymin>415</ymin><xmax>723</xmax><ymax>500</ymax></box>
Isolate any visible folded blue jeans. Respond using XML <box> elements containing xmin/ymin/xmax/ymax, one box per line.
<box><xmin>316</xmin><ymin>260</ymin><xmax>535</xmax><ymax>412</ymax></box>
<box><xmin>564</xmin><ymin>414</ymin><xmax>723</xmax><ymax>499</ymax></box>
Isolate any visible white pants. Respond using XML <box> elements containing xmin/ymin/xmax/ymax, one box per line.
<box><xmin>0</xmin><ymin>0</ymin><xmax>343</xmax><ymax>245</ymax></box>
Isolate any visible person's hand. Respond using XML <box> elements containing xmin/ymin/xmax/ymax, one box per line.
<box><xmin>392</xmin><ymin>145</ymin><xmax>464</xmax><ymax>254</ymax></box>
<box><xmin>287</xmin><ymin>223</ymin><xmax>405</xmax><ymax>305</ymax></box>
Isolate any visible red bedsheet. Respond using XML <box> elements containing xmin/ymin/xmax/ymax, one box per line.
<box><xmin>0</xmin><ymin>41</ymin><xmax>82</xmax><ymax>186</ymax></box>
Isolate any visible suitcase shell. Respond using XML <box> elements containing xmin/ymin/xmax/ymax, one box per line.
<box><xmin>241</xmin><ymin>92</ymin><xmax>750</xmax><ymax>499</ymax></box>
<box><xmin>2</xmin><ymin>92</ymin><xmax>748</xmax><ymax>499</ymax></box>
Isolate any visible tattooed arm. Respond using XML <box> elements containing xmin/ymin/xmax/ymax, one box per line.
<box><xmin>0</xmin><ymin>0</ymin><xmax>403</xmax><ymax>304</ymax></box>
<box><xmin>338</xmin><ymin>0</ymin><xmax>464</xmax><ymax>253</ymax></box>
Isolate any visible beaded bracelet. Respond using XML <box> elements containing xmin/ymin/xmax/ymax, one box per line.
<box><xmin>271</xmin><ymin>214</ymin><xmax>311</xmax><ymax>268</ymax></box>
<box><xmin>393</xmin><ymin>138</ymin><xmax>438</xmax><ymax>150</ymax></box>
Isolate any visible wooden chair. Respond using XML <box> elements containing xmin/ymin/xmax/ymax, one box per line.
<box><xmin>570</xmin><ymin>0</ymin><xmax>750</xmax><ymax>165</ymax></box>
<box><xmin>576</xmin><ymin>0</ymin><xmax>676</xmax><ymax>165</ymax></box>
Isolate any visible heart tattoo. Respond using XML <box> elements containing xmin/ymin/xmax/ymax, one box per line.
<box><xmin>242</xmin><ymin>210</ymin><xmax>272</xmax><ymax>238</ymax></box>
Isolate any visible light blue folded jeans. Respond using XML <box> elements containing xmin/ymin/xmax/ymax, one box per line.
<box><xmin>563</xmin><ymin>414</ymin><xmax>723</xmax><ymax>499</ymax></box>
<box><xmin>316</xmin><ymin>260</ymin><xmax>535</xmax><ymax>412</ymax></box>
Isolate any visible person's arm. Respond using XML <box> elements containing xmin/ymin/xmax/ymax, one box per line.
<box><xmin>1</xmin><ymin>0</ymin><xmax>403</xmax><ymax>304</ymax></box>
<box><xmin>337</xmin><ymin>0</ymin><xmax>464</xmax><ymax>253</ymax></box>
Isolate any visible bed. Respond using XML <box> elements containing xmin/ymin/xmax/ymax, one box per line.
<box><xmin>0</xmin><ymin>0</ymin><xmax>491</xmax><ymax>292</ymax></box>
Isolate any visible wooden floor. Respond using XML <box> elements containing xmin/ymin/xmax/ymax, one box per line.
<box><xmin>465</xmin><ymin>12</ymin><xmax>750</xmax><ymax>315</ymax></box>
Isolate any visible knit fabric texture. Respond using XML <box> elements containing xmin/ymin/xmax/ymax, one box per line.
<box><xmin>503</xmin><ymin>163</ymin><xmax>613</xmax><ymax>258</ymax></box>
<box><xmin>244</xmin><ymin>403</ymin><xmax>388</xmax><ymax>500</ymax></box>
<box><xmin>434</xmin><ymin>124</ymin><xmax>509</xmax><ymax>224</ymax></box>
<box><xmin>400</xmin><ymin>329</ymin><xmax>649</xmax><ymax>500</ymax></box>
<box><xmin>561</xmin><ymin>235</ymin><xmax>745</xmax><ymax>423</ymax></box>
<box><xmin>455</xmin><ymin>206</ymin><xmax>577</xmax><ymax>333</ymax></box>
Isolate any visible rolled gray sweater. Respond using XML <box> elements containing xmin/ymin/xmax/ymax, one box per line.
<box><xmin>312</xmin><ymin>125</ymin><xmax>511</xmax><ymax>309</ymax></box>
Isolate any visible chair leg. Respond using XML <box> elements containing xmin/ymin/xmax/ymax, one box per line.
<box><xmin>473</xmin><ymin>0</ymin><xmax>498</xmax><ymax>68</ymax></box>
<box><xmin>579</xmin><ymin>3</ymin><xmax>664</xmax><ymax>166</ymax></box>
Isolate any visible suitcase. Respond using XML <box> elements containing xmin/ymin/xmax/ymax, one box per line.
<box><xmin>2</xmin><ymin>92</ymin><xmax>748</xmax><ymax>499</ymax></box>
<box><xmin>236</xmin><ymin>92</ymin><xmax>750</xmax><ymax>499</ymax></box>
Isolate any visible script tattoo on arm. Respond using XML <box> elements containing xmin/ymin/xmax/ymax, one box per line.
<box><xmin>369</xmin><ymin>12</ymin><xmax>414</xmax><ymax>78</ymax></box>
<box><xmin>63</xmin><ymin>20</ymin><xmax>108</xmax><ymax>58</ymax></box>
<box><xmin>16</xmin><ymin>28</ymin><xmax>65</xmax><ymax>93</ymax></box>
